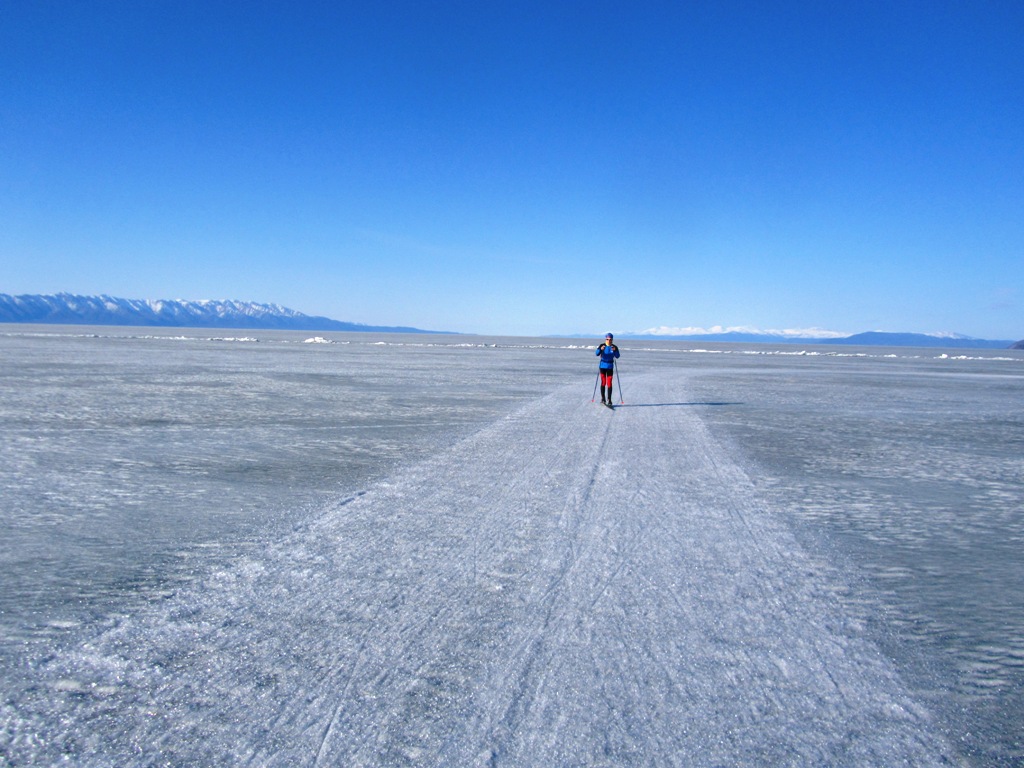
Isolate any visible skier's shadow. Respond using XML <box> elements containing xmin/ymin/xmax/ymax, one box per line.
<box><xmin>614</xmin><ymin>402</ymin><xmax>743</xmax><ymax>408</ymax></box>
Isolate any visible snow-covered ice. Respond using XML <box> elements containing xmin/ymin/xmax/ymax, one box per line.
<box><xmin>1</xmin><ymin>329</ymin><xmax>1021</xmax><ymax>765</ymax></box>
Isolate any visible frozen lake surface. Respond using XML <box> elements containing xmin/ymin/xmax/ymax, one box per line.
<box><xmin>1</xmin><ymin>327</ymin><xmax>1021</xmax><ymax>765</ymax></box>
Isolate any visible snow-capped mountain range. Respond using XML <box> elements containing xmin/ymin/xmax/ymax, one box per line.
<box><xmin>0</xmin><ymin>293</ymin><xmax>437</xmax><ymax>334</ymax></box>
<box><xmin>1</xmin><ymin>294</ymin><xmax>1019</xmax><ymax>347</ymax></box>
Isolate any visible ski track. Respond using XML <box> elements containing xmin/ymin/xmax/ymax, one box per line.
<box><xmin>2</xmin><ymin>373</ymin><xmax>957</xmax><ymax>767</ymax></box>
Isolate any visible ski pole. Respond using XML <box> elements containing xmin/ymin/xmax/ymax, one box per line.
<box><xmin>591</xmin><ymin>370</ymin><xmax>601</xmax><ymax>402</ymax></box>
<box><xmin>614</xmin><ymin>360</ymin><xmax>624</xmax><ymax>404</ymax></box>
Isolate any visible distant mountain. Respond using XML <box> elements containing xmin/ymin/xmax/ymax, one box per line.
<box><xmin>621</xmin><ymin>327</ymin><xmax>1017</xmax><ymax>348</ymax></box>
<box><xmin>0</xmin><ymin>293</ymin><xmax>443</xmax><ymax>334</ymax></box>
<box><xmin>623</xmin><ymin>325</ymin><xmax>848</xmax><ymax>344</ymax></box>
<box><xmin>625</xmin><ymin>331</ymin><xmax>841</xmax><ymax>344</ymax></box>
<box><xmin>828</xmin><ymin>331</ymin><xmax>1015</xmax><ymax>349</ymax></box>
<box><xmin>1012</xmin><ymin>339</ymin><xmax>1024</xmax><ymax>350</ymax></box>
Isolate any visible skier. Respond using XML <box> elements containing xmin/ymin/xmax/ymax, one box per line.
<box><xmin>595</xmin><ymin>333</ymin><xmax>620</xmax><ymax>405</ymax></box>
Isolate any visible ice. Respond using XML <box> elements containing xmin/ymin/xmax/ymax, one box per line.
<box><xmin>3</xmin><ymin>374</ymin><xmax>957</xmax><ymax>765</ymax></box>
<box><xmin>1</xmin><ymin>329</ymin><xmax>1022</xmax><ymax>764</ymax></box>
<box><xmin>686</xmin><ymin>352</ymin><xmax>1024</xmax><ymax>764</ymax></box>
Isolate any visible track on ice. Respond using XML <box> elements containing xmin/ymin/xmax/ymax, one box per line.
<box><xmin>3</xmin><ymin>373</ymin><xmax>955</xmax><ymax>766</ymax></box>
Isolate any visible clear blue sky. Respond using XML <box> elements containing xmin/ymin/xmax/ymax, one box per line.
<box><xmin>2</xmin><ymin>1</ymin><xmax>1021</xmax><ymax>338</ymax></box>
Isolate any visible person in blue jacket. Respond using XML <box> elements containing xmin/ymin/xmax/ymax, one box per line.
<box><xmin>595</xmin><ymin>333</ymin><xmax>620</xmax><ymax>404</ymax></box>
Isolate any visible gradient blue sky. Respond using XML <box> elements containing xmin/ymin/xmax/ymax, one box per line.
<box><xmin>3</xmin><ymin>1</ymin><xmax>1022</xmax><ymax>338</ymax></box>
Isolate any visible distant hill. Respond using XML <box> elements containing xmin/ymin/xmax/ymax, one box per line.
<box><xmin>624</xmin><ymin>331</ymin><xmax>839</xmax><ymax>344</ymax></box>
<box><xmin>828</xmin><ymin>331</ymin><xmax>1015</xmax><ymax>349</ymax></box>
<box><xmin>0</xmin><ymin>293</ymin><xmax>444</xmax><ymax>334</ymax></box>
<box><xmin>620</xmin><ymin>328</ymin><xmax>1017</xmax><ymax>348</ymax></box>
<box><xmin>1012</xmin><ymin>339</ymin><xmax>1024</xmax><ymax>350</ymax></box>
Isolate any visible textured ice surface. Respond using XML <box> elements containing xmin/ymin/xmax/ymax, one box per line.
<box><xmin>0</xmin><ymin>329</ymin><xmax>580</xmax><ymax>654</ymax></box>
<box><xmin>1</xmin><ymin>328</ymin><xmax>1021</xmax><ymax>765</ymax></box>
<box><xmin>687</xmin><ymin>352</ymin><xmax>1024</xmax><ymax>765</ymax></box>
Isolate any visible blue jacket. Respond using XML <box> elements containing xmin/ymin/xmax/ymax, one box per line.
<box><xmin>596</xmin><ymin>343</ymin><xmax>620</xmax><ymax>370</ymax></box>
